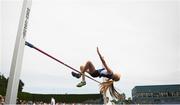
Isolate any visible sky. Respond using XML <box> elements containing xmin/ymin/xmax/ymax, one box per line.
<box><xmin>1</xmin><ymin>0</ymin><xmax>180</xmax><ymax>98</ymax></box>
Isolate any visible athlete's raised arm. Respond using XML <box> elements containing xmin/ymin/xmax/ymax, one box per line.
<box><xmin>97</xmin><ymin>47</ymin><xmax>112</xmax><ymax>73</ymax></box>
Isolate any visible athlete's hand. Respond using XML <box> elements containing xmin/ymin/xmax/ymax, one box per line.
<box><xmin>97</xmin><ymin>47</ymin><xmax>105</xmax><ymax>61</ymax></box>
<box><xmin>97</xmin><ymin>47</ymin><xmax>100</xmax><ymax>54</ymax></box>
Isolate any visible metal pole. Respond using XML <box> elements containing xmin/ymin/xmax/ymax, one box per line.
<box><xmin>5</xmin><ymin>0</ymin><xmax>32</xmax><ymax>104</ymax></box>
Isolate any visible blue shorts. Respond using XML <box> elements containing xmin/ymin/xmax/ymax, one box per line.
<box><xmin>89</xmin><ymin>68</ymin><xmax>105</xmax><ymax>77</ymax></box>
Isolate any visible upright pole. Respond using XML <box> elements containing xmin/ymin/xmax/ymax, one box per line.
<box><xmin>5</xmin><ymin>0</ymin><xmax>32</xmax><ymax>104</ymax></box>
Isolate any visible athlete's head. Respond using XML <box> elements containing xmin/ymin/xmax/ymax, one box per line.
<box><xmin>112</xmin><ymin>72</ymin><xmax>121</xmax><ymax>81</ymax></box>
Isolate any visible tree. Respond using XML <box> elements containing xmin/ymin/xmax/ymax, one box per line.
<box><xmin>0</xmin><ymin>75</ymin><xmax>7</xmax><ymax>96</ymax></box>
<box><xmin>0</xmin><ymin>73</ymin><xmax>24</xmax><ymax>96</ymax></box>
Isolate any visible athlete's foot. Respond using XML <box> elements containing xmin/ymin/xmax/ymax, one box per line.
<box><xmin>71</xmin><ymin>72</ymin><xmax>81</xmax><ymax>78</ymax></box>
<box><xmin>76</xmin><ymin>81</ymin><xmax>86</xmax><ymax>87</ymax></box>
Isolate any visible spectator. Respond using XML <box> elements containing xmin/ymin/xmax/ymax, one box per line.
<box><xmin>51</xmin><ymin>97</ymin><xmax>55</xmax><ymax>105</ymax></box>
<box><xmin>0</xmin><ymin>95</ymin><xmax>5</xmax><ymax>105</ymax></box>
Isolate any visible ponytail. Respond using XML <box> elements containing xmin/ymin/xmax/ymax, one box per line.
<box><xmin>100</xmin><ymin>80</ymin><xmax>124</xmax><ymax>100</ymax></box>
